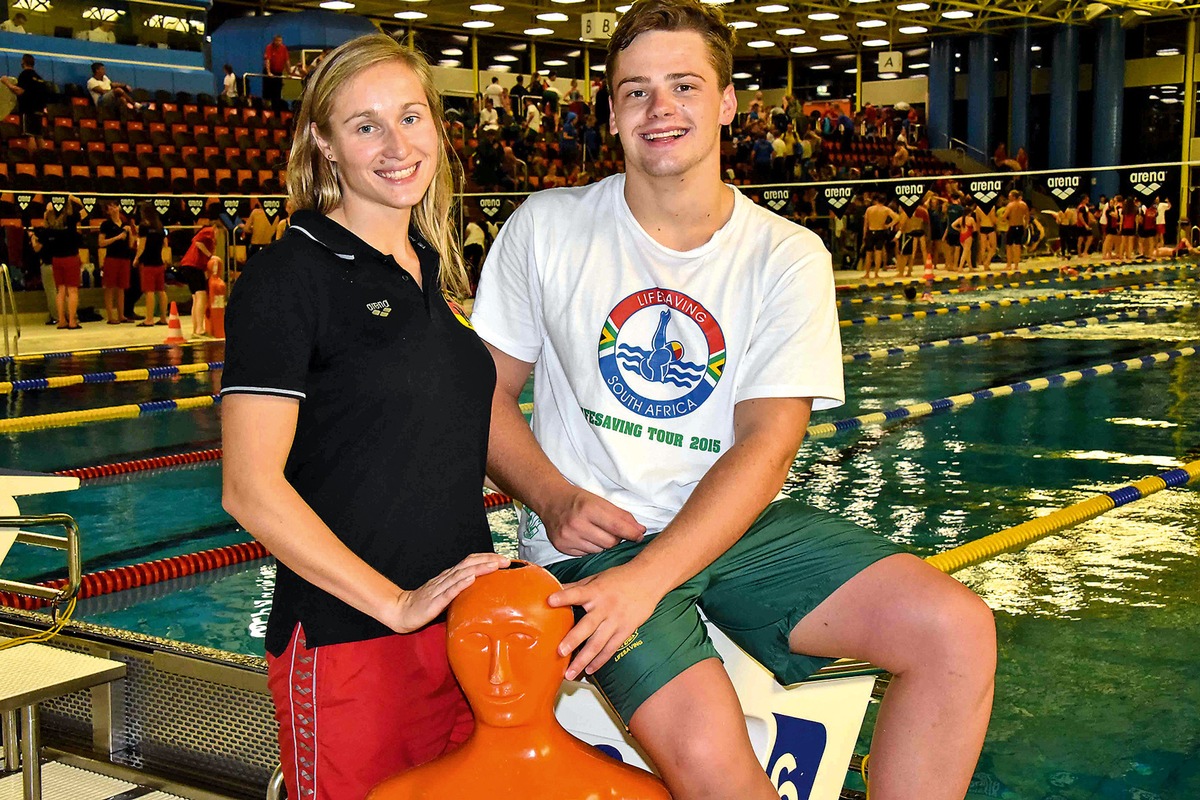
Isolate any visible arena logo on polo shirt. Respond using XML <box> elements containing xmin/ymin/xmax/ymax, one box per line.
<box><xmin>967</xmin><ymin>178</ymin><xmax>1003</xmax><ymax>209</ymax></box>
<box><xmin>50</xmin><ymin>194</ymin><xmax>66</xmax><ymax>212</ymax></box>
<box><xmin>16</xmin><ymin>194</ymin><xmax>32</xmax><ymax>210</ymax></box>
<box><xmin>154</xmin><ymin>197</ymin><xmax>171</xmax><ymax>216</ymax></box>
<box><xmin>480</xmin><ymin>197</ymin><xmax>502</xmax><ymax>218</ymax></box>
<box><xmin>1045</xmin><ymin>173</ymin><xmax>1082</xmax><ymax>209</ymax></box>
<box><xmin>187</xmin><ymin>197</ymin><xmax>205</xmax><ymax>217</ymax></box>
<box><xmin>598</xmin><ymin>288</ymin><xmax>726</xmax><ymax>420</ymax></box>
<box><xmin>81</xmin><ymin>196</ymin><xmax>97</xmax><ymax>214</ymax></box>
<box><xmin>822</xmin><ymin>185</ymin><xmax>852</xmax><ymax>216</ymax></box>
<box><xmin>762</xmin><ymin>188</ymin><xmax>790</xmax><ymax>214</ymax></box>
<box><xmin>120</xmin><ymin>198</ymin><xmax>136</xmax><ymax>214</ymax></box>
<box><xmin>893</xmin><ymin>180</ymin><xmax>928</xmax><ymax>213</ymax></box>
<box><xmin>263</xmin><ymin>198</ymin><xmax>281</xmax><ymax>219</ymax></box>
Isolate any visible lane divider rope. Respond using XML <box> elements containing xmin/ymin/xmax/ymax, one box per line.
<box><xmin>0</xmin><ymin>340</ymin><xmax>210</xmax><ymax>366</ymax></box>
<box><xmin>840</xmin><ymin>276</ymin><xmax>1198</xmax><ymax>328</ymax></box>
<box><xmin>844</xmin><ymin>301</ymin><xmax>1200</xmax><ymax>363</ymax></box>
<box><xmin>834</xmin><ymin>256</ymin><xmax>1190</xmax><ymax>292</ymax></box>
<box><xmin>807</xmin><ymin>345</ymin><xmax>1198</xmax><ymax>440</ymax></box>
<box><xmin>0</xmin><ymin>361</ymin><xmax>224</xmax><ymax>396</ymax></box>
<box><xmin>926</xmin><ymin>461</ymin><xmax>1200</xmax><ymax>574</ymax></box>
<box><xmin>0</xmin><ymin>394</ymin><xmax>220</xmax><ymax>434</ymax></box>
<box><xmin>837</xmin><ymin>264</ymin><xmax>1197</xmax><ymax>307</ymax></box>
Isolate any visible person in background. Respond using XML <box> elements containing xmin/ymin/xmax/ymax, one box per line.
<box><xmin>98</xmin><ymin>199</ymin><xmax>136</xmax><ymax>324</ymax></box>
<box><xmin>179</xmin><ymin>214</ymin><xmax>217</xmax><ymax>337</ymax></box>
<box><xmin>134</xmin><ymin>202</ymin><xmax>169</xmax><ymax>326</ymax></box>
<box><xmin>87</xmin><ymin>62</ymin><xmax>138</xmax><ymax>111</ymax></box>
<box><xmin>86</xmin><ymin>20</ymin><xmax>117</xmax><ymax>43</ymax></box>
<box><xmin>478</xmin><ymin>96</ymin><xmax>499</xmax><ymax>134</ymax></box>
<box><xmin>1</xmin><ymin>54</ymin><xmax>49</xmax><ymax>149</ymax></box>
<box><xmin>44</xmin><ymin>196</ymin><xmax>87</xmax><ymax>329</ymax></box>
<box><xmin>220</xmin><ymin>35</ymin><xmax>507</xmax><ymax>800</ymax></box>
<box><xmin>273</xmin><ymin>199</ymin><xmax>293</xmax><ymax>241</ymax></box>
<box><xmin>222</xmin><ymin>64</ymin><xmax>239</xmax><ymax>105</ymax></box>
<box><xmin>262</xmin><ymin>34</ymin><xmax>289</xmax><ymax>107</ymax></box>
<box><xmin>0</xmin><ymin>13</ymin><xmax>28</xmax><ymax>33</ymax></box>
<box><xmin>463</xmin><ymin>213</ymin><xmax>485</xmax><ymax>296</ymax></box>
<box><xmin>243</xmin><ymin>198</ymin><xmax>275</xmax><ymax>259</ymax></box>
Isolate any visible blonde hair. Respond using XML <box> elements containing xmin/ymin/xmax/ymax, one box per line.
<box><xmin>287</xmin><ymin>34</ymin><xmax>469</xmax><ymax>298</ymax></box>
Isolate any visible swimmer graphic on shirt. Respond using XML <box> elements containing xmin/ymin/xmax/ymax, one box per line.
<box><xmin>616</xmin><ymin>309</ymin><xmax>703</xmax><ymax>388</ymax></box>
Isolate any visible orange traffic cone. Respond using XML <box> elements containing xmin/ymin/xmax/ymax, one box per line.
<box><xmin>923</xmin><ymin>251</ymin><xmax>935</xmax><ymax>283</ymax></box>
<box><xmin>164</xmin><ymin>301</ymin><xmax>187</xmax><ymax>345</ymax></box>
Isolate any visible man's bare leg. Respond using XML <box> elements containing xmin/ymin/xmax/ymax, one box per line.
<box><xmin>789</xmin><ymin>553</ymin><xmax>995</xmax><ymax>800</ymax></box>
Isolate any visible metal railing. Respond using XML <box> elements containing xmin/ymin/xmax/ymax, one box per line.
<box><xmin>948</xmin><ymin>137</ymin><xmax>991</xmax><ymax>168</ymax></box>
<box><xmin>0</xmin><ymin>264</ymin><xmax>19</xmax><ymax>358</ymax></box>
<box><xmin>0</xmin><ymin>514</ymin><xmax>81</xmax><ymax>605</ymax></box>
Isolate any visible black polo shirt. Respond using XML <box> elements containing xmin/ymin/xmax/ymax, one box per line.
<box><xmin>221</xmin><ymin>210</ymin><xmax>496</xmax><ymax>657</ymax></box>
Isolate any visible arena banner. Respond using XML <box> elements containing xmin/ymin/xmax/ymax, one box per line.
<box><xmin>1042</xmin><ymin>172</ymin><xmax>1084</xmax><ymax>211</ymax></box>
<box><xmin>1123</xmin><ymin>166</ymin><xmax>1177</xmax><ymax>205</ymax></box>
<box><xmin>16</xmin><ymin>193</ymin><xmax>33</xmax><ymax>211</ymax></box>
<box><xmin>262</xmin><ymin>197</ymin><xmax>282</xmax><ymax>220</ymax></box>
<box><xmin>50</xmin><ymin>195</ymin><xmax>66</xmax><ymax>213</ymax></box>
<box><xmin>760</xmin><ymin>187</ymin><xmax>793</xmax><ymax>217</ymax></box>
<box><xmin>186</xmin><ymin>197</ymin><xmax>205</xmax><ymax>218</ymax></box>
<box><xmin>478</xmin><ymin>196</ymin><xmax>504</xmax><ymax>219</ymax></box>
<box><xmin>81</xmin><ymin>196</ymin><xmax>97</xmax><ymax>215</ymax></box>
<box><xmin>120</xmin><ymin>197</ymin><xmax>136</xmax><ymax>215</ymax></box>
<box><xmin>153</xmin><ymin>197</ymin><xmax>171</xmax><ymax>216</ymax></box>
<box><xmin>223</xmin><ymin>197</ymin><xmax>242</xmax><ymax>218</ymax></box>
<box><xmin>892</xmin><ymin>178</ymin><xmax>930</xmax><ymax>213</ymax></box>
<box><xmin>817</xmin><ymin>183</ymin><xmax>854</xmax><ymax>217</ymax></box>
<box><xmin>964</xmin><ymin>176</ymin><xmax>1005</xmax><ymax>212</ymax></box>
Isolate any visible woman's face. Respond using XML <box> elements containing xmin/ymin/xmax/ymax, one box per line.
<box><xmin>313</xmin><ymin>59</ymin><xmax>440</xmax><ymax>217</ymax></box>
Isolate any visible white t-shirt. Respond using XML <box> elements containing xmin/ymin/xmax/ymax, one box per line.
<box><xmin>479</xmin><ymin>106</ymin><xmax>498</xmax><ymax>130</ymax></box>
<box><xmin>223</xmin><ymin>72</ymin><xmax>238</xmax><ymax>98</ymax></box>
<box><xmin>0</xmin><ymin>20</ymin><xmax>27</xmax><ymax>33</ymax></box>
<box><xmin>472</xmin><ymin>174</ymin><xmax>843</xmax><ymax>566</ymax></box>
<box><xmin>87</xmin><ymin>76</ymin><xmax>112</xmax><ymax>105</ymax></box>
<box><xmin>464</xmin><ymin>221</ymin><xmax>485</xmax><ymax>248</ymax></box>
<box><xmin>524</xmin><ymin>102</ymin><xmax>540</xmax><ymax>130</ymax></box>
<box><xmin>483</xmin><ymin>82</ymin><xmax>505</xmax><ymax>103</ymax></box>
<box><xmin>87</xmin><ymin>27</ymin><xmax>116</xmax><ymax>43</ymax></box>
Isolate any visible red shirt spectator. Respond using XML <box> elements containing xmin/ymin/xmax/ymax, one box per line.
<box><xmin>264</xmin><ymin>36</ymin><xmax>289</xmax><ymax>76</ymax></box>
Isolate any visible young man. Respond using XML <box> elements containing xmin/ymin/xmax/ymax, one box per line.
<box><xmin>1003</xmin><ymin>190</ymin><xmax>1030</xmax><ymax>271</ymax></box>
<box><xmin>862</xmin><ymin>192</ymin><xmax>899</xmax><ymax>280</ymax></box>
<box><xmin>0</xmin><ymin>54</ymin><xmax>48</xmax><ymax>148</ymax></box>
<box><xmin>472</xmin><ymin>2</ymin><xmax>996</xmax><ymax>798</ymax></box>
<box><xmin>86</xmin><ymin>62</ymin><xmax>137</xmax><ymax>110</ymax></box>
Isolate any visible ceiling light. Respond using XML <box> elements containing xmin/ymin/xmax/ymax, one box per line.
<box><xmin>729</xmin><ymin>20</ymin><xmax>757</xmax><ymax>29</ymax></box>
<box><xmin>733</xmin><ymin>71</ymin><xmax>752</xmax><ymax>79</ymax></box>
<box><xmin>791</xmin><ymin>45</ymin><xmax>818</xmax><ymax>53</ymax></box>
<box><xmin>809</xmin><ymin>12</ymin><xmax>839</xmax><ymax>20</ymax></box>
<box><xmin>544</xmin><ymin>59</ymin><xmax>568</xmax><ymax>66</ymax></box>
<box><xmin>537</xmin><ymin>11</ymin><xmax>568</xmax><ymax>21</ymax></box>
<box><xmin>453</xmin><ymin>35</ymin><xmax>470</xmax><ymax>42</ymax></box>
<box><xmin>437</xmin><ymin>59</ymin><xmax>460</xmax><ymax>67</ymax></box>
<box><xmin>509</xmin><ymin>42</ymin><xmax>527</xmax><ymax>50</ymax></box>
<box><xmin>907</xmin><ymin>47</ymin><xmax>929</xmax><ymax>55</ymax></box>
<box><xmin>1031</xmin><ymin>45</ymin><xmax>1042</xmax><ymax>51</ymax></box>
<box><xmin>942</xmin><ymin>9</ymin><xmax>974</xmax><ymax>18</ymax></box>
<box><xmin>524</xmin><ymin>26</ymin><xmax>554</xmax><ymax>34</ymax></box>
<box><xmin>488</xmin><ymin>64</ymin><xmax>511</xmax><ymax>72</ymax></box>
<box><xmin>1157</xmin><ymin>48</ymin><xmax>1180</xmax><ymax>56</ymax></box>
<box><xmin>538</xmin><ymin>69</ymin><xmax>549</xmax><ymax>75</ymax></box>
<box><xmin>551</xmin><ymin>0</ymin><xmax>584</xmax><ymax>3</ymax></box>
<box><xmin>616</xmin><ymin>4</ymin><xmax>631</xmax><ymax>10</ymax></box>
<box><xmin>747</xmin><ymin>83</ymin><xmax>760</xmax><ymax>90</ymax></box>
<box><xmin>469</xmin><ymin>3</ymin><xmax>504</xmax><ymax>11</ymax></box>
<box><xmin>810</xmin><ymin>64</ymin><xmax>831</xmax><ymax>70</ymax></box>
<box><xmin>463</xmin><ymin>20</ymin><xmax>495</xmax><ymax>28</ymax></box>
<box><xmin>590</xmin><ymin>64</ymin><xmax>606</xmax><ymax>71</ymax></box>
<box><xmin>747</xmin><ymin>40</ymin><xmax>776</xmax><ymax>47</ymax></box>
<box><xmin>776</xmin><ymin>27</ymin><xmax>805</xmax><ymax>35</ymax></box>
<box><xmin>899</xmin><ymin>25</ymin><xmax>927</xmax><ymax>34</ymax></box>
<box><xmin>757</xmin><ymin>4</ymin><xmax>789</xmax><ymax>11</ymax></box>
<box><xmin>1161</xmin><ymin>85</ymin><xmax>1179</xmax><ymax>91</ymax></box>
<box><xmin>879</xmin><ymin>72</ymin><xmax>899</xmax><ymax>79</ymax></box>
<box><xmin>820</xmin><ymin>33</ymin><xmax>848</xmax><ymax>41</ymax></box>
<box><xmin>318</xmin><ymin>1</ymin><xmax>354</xmax><ymax>9</ymax></box>
<box><xmin>1149</xmin><ymin>94</ymin><xmax>1159</xmax><ymax>99</ymax></box>
<box><xmin>863</xmin><ymin>38</ymin><xmax>890</xmax><ymax>46</ymax></box>
<box><xmin>897</xmin><ymin>1</ymin><xmax>929</xmax><ymax>9</ymax></box>
<box><xmin>910</xmin><ymin>62</ymin><xmax>929</xmax><ymax>68</ymax></box>
<box><xmin>1161</xmin><ymin>96</ymin><xmax>1179</xmax><ymax>103</ymax></box>
<box><xmin>845</xmin><ymin>67</ymin><xmax>857</xmax><ymax>73</ymax></box>
<box><xmin>394</xmin><ymin>10</ymin><xmax>426</xmax><ymax>18</ymax></box>
<box><xmin>442</xmin><ymin>48</ymin><xmax>463</xmax><ymax>55</ymax></box>
<box><xmin>494</xmin><ymin>54</ymin><xmax>518</xmax><ymax>61</ymax></box>
<box><xmin>835</xmin><ymin>53</ymin><xmax>856</xmax><ymax>59</ymax></box>
<box><xmin>856</xmin><ymin>19</ymin><xmax>886</xmax><ymax>27</ymax></box>
<box><xmin>567</xmin><ymin>49</ymin><xmax>580</xmax><ymax>56</ymax></box>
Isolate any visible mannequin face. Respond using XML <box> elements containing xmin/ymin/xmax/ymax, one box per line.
<box><xmin>447</xmin><ymin>565</ymin><xmax>572</xmax><ymax>728</ymax></box>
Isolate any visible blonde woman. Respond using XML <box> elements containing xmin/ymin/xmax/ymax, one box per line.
<box><xmin>220</xmin><ymin>34</ymin><xmax>507</xmax><ymax>800</ymax></box>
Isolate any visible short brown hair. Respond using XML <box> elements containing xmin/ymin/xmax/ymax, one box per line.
<box><xmin>605</xmin><ymin>0</ymin><xmax>735</xmax><ymax>89</ymax></box>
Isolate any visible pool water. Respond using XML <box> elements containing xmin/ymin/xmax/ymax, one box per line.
<box><xmin>4</xmin><ymin>272</ymin><xmax>1200</xmax><ymax>799</ymax></box>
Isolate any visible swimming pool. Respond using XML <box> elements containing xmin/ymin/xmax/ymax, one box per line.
<box><xmin>4</xmin><ymin>267</ymin><xmax>1200</xmax><ymax>798</ymax></box>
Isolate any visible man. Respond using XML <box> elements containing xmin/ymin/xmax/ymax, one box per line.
<box><xmin>0</xmin><ymin>13</ymin><xmax>28</xmax><ymax>33</ymax></box>
<box><xmin>542</xmin><ymin>70</ymin><xmax>560</xmax><ymax>113</ymax></box>
<box><xmin>1003</xmin><ymin>190</ymin><xmax>1030</xmax><ymax>271</ymax></box>
<box><xmin>862</xmin><ymin>192</ymin><xmax>899</xmax><ymax>280</ymax></box>
<box><xmin>509</xmin><ymin>74</ymin><xmax>528</xmax><ymax>116</ymax></box>
<box><xmin>86</xmin><ymin>19</ymin><xmax>116</xmax><ymax>43</ymax></box>
<box><xmin>87</xmin><ymin>62</ymin><xmax>136</xmax><ymax>111</ymax></box>
<box><xmin>593</xmin><ymin>77</ymin><xmax>610</xmax><ymax>143</ymax></box>
<box><xmin>483</xmin><ymin>75</ymin><xmax>505</xmax><ymax>107</ymax></box>
<box><xmin>0</xmin><ymin>54</ymin><xmax>48</xmax><ymax>148</ymax></box>
<box><xmin>472</xmin><ymin>2</ymin><xmax>996</xmax><ymax>799</ymax></box>
<box><xmin>262</xmin><ymin>34</ymin><xmax>288</xmax><ymax>107</ymax></box>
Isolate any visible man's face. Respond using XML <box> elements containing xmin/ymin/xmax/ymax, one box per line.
<box><xmin>609</xmin><ymin>29</ymin><xmax>735</xmax><ymax>181</ymax></box>
<box><xmin>273</xmin><ymin>36</ymin><xmax>282</xmax><ymax>46</ymax></box>
<box><xmin>95</xmin><ymin>66</ymin><xmax>106</xmax><ymax>80</ymax></box>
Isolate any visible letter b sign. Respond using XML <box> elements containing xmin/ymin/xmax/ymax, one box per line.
<box><xmin>582</xmin><ymin>12</ymin><xmax>617</xmax><ymax>40</ymax></box>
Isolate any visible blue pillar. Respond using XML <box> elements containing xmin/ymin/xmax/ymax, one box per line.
<box><xmin>929</xmin><ymin>38</ymin><xmax>955</xmax><ymax>150</ymax></box>
<box><xmin>1092</xmin><ymin>16</ymin><xmax>1125</xmax><ymax>198</ymax></box>
<box><xmin>1049</xmin><ymin>25</ymin><xmax>1080</xmax><ymax>169</ymax></box>
<box><xmin>968</xmin><ymin>36</ymin><xmax>995</xmax><ymax>164</ymax></box>
<box><xmin>1010</xmin><ymin>26</ymin><xmax>1032</xmax><ymax>159</ymax></box>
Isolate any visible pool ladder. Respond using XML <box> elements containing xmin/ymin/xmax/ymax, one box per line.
<box><xmin>0</xmin><ymin>264</ymin><xmax>19</xmax><ymax>358</ymax></box>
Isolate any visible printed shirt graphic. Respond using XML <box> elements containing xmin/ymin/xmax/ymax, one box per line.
<box><xmin>472</xmin><ymin>175</ymin><xmax>843</xmax><ymax>566</ymax></box>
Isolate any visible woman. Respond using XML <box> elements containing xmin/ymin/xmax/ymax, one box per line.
<box><xmin>1120</xmin><ymin>196</ymin><xmax>1140</xmax><ymax>262</ymax></box>
<box><xmin>44</xmin><ymin>195</ymin><xmax>86</xmax><ymax>329</ymax></box>
<box><xmin>133</xmin><ymin>202</ymin><xmax>169</xmax><ymax>326</ymax></box>
<box><xmin>220</xmin><ymin>35</ymin><xmax>507</xmax><ymax>800</ymax></box>
<box><xmin>98</xmin><ymin>199</ymin><xmax>135</xmax><ymax>324</ymax></box>
<box><xmin>243</xmin><ymin>198</ymin><xmax>276</xmax><ymax>259</ymax></box>
<box><xmin>179</xmin><ymin>213</ymin><xmax>217</xmax><ymax>337</ymax></box>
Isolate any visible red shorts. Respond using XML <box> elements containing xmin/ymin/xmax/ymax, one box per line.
<box><xmin>140</xmin><ymin>265</ymin><xmax>165</xmax><ymax>293</ymax></box>
<box><xmin>51</xmin><ymin>256</ymin><xmax>82</xmax><ymax>288</ymax></box>
<box><xmin>266</xmin><ymin>623</ymin><xmax>473</xmax><ymax>800</ymax></box>
<box><xmin>102</xmin><ymin>257</ymin><xmax>131</xmax><ymax>290</ymax></box>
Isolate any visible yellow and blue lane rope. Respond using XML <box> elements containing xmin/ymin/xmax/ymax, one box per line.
<box><xmin>0</xmin><ymin>394</ymin><xmax>220</xmax><ymax>434</ymax></box>
<box><xmin>836</xmin><ymin>263</ymin><xmax>1197</xmax><ymax>307</ymax></box>
<box><xmin>834</xmin><ymin>256</ymin><xmax>1193</xmax><ymax>292</ymax></box>
<box><xmin>843</xmin><ymin>301</ymin><xmax>1200</xmax><ymax>363</ymax></box>
<box><xmin>0</xmin><ymin>341</ymin><xmax>209</xmax><ymax>366</ymax></box>
<box><xmin>839</xmin><ymin>275</ymin><xmax>1198</xmax><ymax>328</ymax></box>
<box><xmin>0</xmin><ymin>361</ymin><xmax>223</xmax><ymax>395</ymax></box>
<box><xmin>808</xmin><ymin>344</ymin><xmax>1198</xmax><ymax>440</ymax></box>
<box><xmin>927</xmin><ymin>460</ymin><xmax>1200</xmax><ymax>574</ymax></box>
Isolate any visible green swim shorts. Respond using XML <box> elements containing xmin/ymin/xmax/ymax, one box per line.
<box><xmin>545</xmin><ymin>498</ymin><xmax>908</xmax><ymax>723</ymax></box>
